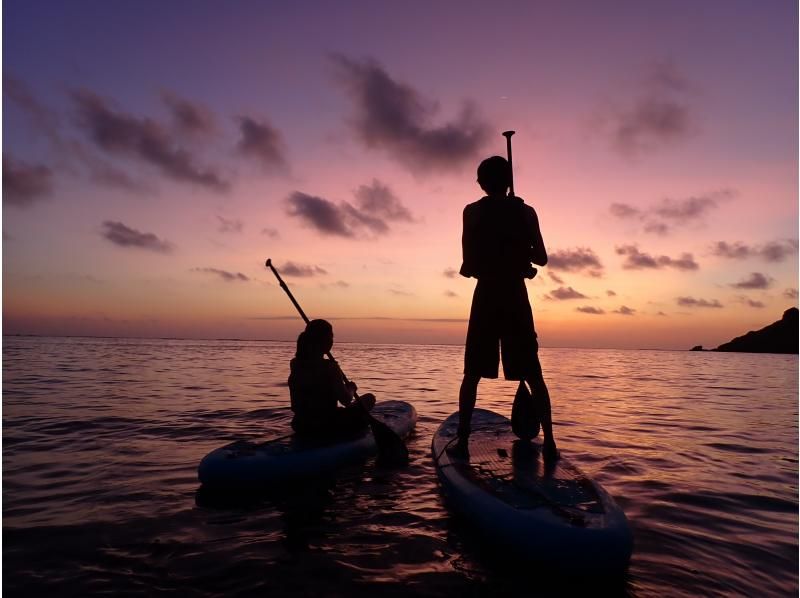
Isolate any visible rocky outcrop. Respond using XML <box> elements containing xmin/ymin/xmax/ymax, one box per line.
<box><xmin>714</xmin><ymin>308</ymin><xmax>798</xmax><ymax>354</ymax></box>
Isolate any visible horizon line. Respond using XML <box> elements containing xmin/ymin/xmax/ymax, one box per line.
<box><xmin>1</xmin><ymin>332</ymin><xmax>733</xmax><ymax>353</ymax></box>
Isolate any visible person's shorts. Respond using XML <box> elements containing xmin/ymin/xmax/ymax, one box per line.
<box><xmin>464</xmin><ymin>278</ymin><xmax>540</xmax><ymax>380</ymax></box>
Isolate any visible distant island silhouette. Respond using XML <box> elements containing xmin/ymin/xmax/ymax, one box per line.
<box><xmin>691</xmin><ymin>307</ymin><xmax>798</xmax><ymax>354</ymax></box>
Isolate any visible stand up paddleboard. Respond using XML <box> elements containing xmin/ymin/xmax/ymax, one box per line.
<box><xmin>199</xmin><ymin>400</ymin><xmax>416</xmax><ymax>488</ymax></box>
<box><xmin>432</xmin><ymin>409</ymin><xmax>632</xmax><ymax>574</ymax></box>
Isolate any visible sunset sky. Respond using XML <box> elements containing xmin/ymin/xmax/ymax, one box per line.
<box><xmin>3</xmin><ymin>1</ymin><xmax>797</xmax><ymax>349</ymax></box>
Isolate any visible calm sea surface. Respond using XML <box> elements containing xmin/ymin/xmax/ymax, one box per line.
<box><xmin>3</xmin><ymin>336</ymin><xmax>797</xmax><ymax>597</ymax></box>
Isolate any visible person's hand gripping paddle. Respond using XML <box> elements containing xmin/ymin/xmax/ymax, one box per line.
<box><xmin>502</xmin><ymin>131</ymin><xmax>542</xmax><ymax>441</ymax></box>
<box><xmin>265</xmin><ymin>259</ymin><xmax>410</xmax><ymax>467</ymax></box>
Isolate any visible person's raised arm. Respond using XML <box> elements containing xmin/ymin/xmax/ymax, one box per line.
<box><xmin>459</xmin><ymin>205</ymin><xmax>477</xmax><ymax>278</ymax></box>
<box><xmin>528</xmin><ymin>207</ymin><xmax>547</xmax><ymax>267</ymax></box>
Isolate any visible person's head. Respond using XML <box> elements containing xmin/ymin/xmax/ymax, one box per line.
<box><xmin>477</xmin><ymin>156</ymin><xmax>511</xmax><ymax>195</ymax></box>
<box><xmin>296</xmin><ymin>319</ymin><xmax>334</xmax><ymax>358</ymax></box>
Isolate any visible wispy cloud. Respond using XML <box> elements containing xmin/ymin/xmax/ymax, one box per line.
<box><xmin>236</xmin><ymin>116</ymin><xmax>287</xmax><ymax>171</ymax></box>
<box><xmin>547</xmin><ymin>271</ymin><xmax>565</xmax><ymax>285</ymax></box>
<box><xmin>613</xmin><ymin>305</ymin><xmax>636</xmax><ymax>315</ymax></box>
<box><xmin>286</xmin><ymin>192</ymin><xmax>354</xmax><ymax>237</ymax></box>
<box><xmin>354</xmin><ymin>179</ymin><xmax>414</xmax><ymax>224</ymax></box>
<box><xmin>3</xmin><ymin>155</ymin><xmax>53</xmax><ymax>207</ymax></box>
<box><xmin>280</xmin><ymin>261</ymin><xmax>327</xmax><ymax>277</ymax></box>
<box><xmin>676</xmin><ymin>296</ymin><xmax>723</xmax><ymax>308</ymax></box>
<box><xmin>734</xmin><ymin>296</ymin><xmax>765</xmax><ymax>308</ymax></box>
<box><xmin>546</xmin><ymin>286</ymin><xmax>588</xmax><ymax>300</ymax></box>
<box><xmin>616</xmin><ymin>245</ymin><xmax>699</xmax><ymax>270</ymax></box>
<box><xmin>261</xmin><ymin>227</ymin><xmax>280</xmax><ymax>238</ymax></box>
<box><xmin>72</xmin><ymin>89</ymin><xmax>228</xmax><ymax>191</ymax></box>
<box><xmin>286</xmin><ymin>181</ymin><xmax>415</xmax><ymax>238</ymax></box>
<box><xmin>600</xmin><ymin>61</ymin><xmax>695</xmax><ymax>156</ymax></box>
<box><xmin>784</xmin><ymin>288</ymin><xmax>798</xmax><ymax>300</ymax></box>
<box><xmin>711</xmin><ymin>239</ymin><xmax>798</xmax><ymax>263</ymax></box>
<box><xmin>731</xmin><ymin>272</ymin><xmax>772</xmax><ymax>290</ymax></box>
<box><xmin>606</xmin><ymin>290</ymin><xmax>617</xmax><ymax>297</ymax></box>
<box><xmin>217</xmin><ymin>216</ymin><xmax>243</xmax><ymax>234</ymax></box>
<box><xmin>4</xmin><ymin>74</ymin><xmax>61</xmax><ymax>143</ymax></box>
<box><xmin>331</xmin><ymin>54</ymin><xmax>490</xmax><ymax>172</ymax></box>
<box><xmin>192</xmin><ymin>267</ymin><xmax>249</xmax><ymax>282</ymax></box>
<box><xmin>610</xmin><ymin>189</ymin><xmax>733</xmax><ymax>235</ymax></box>
<box><xmin>577</xmin><ymin>306</ymin><xmax>605</xmax><ymax>315</ymax></box>
<box><xmin>443</xmin><ymin>267</ymin><xmax>458</xmax><ymax>278</ymax></box>
<box><xmin>547</xmin><ymin>247</ymin><xmax>604</xmax><ymax>277</ymax></box>
<box><xmin>444</xmin><ymin>290</ymin><xmax>458</xmax><ymax>298</ymax></box>
<box><xmin>161</xmin><ymin>91</ymin><xmax>216</xmax><ymax>136</ymax></box>
<box><xmin>101</xmin><ymin>221</ymin><xmax>173</xmax><ymax>253</ymax></box>
<box><xmin>5</xmin><ymin>76</ymin><xmax>149</xmax><ymax>194</ymax></box>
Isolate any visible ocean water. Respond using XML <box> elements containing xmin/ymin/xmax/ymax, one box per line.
<box><xmin>3</xmin><ymin>336</ymin><xmax>797</xmax><ymax>597</ymax></box>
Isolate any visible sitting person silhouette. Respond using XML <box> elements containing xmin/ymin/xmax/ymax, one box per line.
<box><xmin>456</xmin><ymin>156</ymin><xmax>558</xmax><ymax>461</ymax></box>
<box><xmin>288</xmin><ymin>319</ymin><xmax>376</xmax><ymax>439</ymax></box>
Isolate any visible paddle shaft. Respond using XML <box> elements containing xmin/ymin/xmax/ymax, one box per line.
<box><xmin>265</xmin><ymin>259</ymin><xmax>359</xmax><ymax>394</ymax></box>
<box><xmin>502</xmin><ymin>130</ymin><xmax>515</xmax><ymax>196</ymax></box>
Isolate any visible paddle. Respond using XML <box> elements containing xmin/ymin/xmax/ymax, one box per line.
<box><xmin>265</xmin><ymin>258</ymin><xmax>410</xmax><ymax>467</ymax></box>
<box><xmin>502</xmin><ymin>131</ymin><xmax>542</xmax><ymax>440</ymax></box>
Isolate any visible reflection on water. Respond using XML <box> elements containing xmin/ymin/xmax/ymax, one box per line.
<box><xmin>3</xmin><ymin>336</ymin><xmax>798</xmax><ymax>596</ymax></box>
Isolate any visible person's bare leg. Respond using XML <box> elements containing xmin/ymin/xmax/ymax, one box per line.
<box><xmin>456</xmin><ymin>374</ymin><xmax>480</xmax><ymax>452</ymax></box>
<box><xmin>526</xmin><ymin>360</ymin><xmax>558</xmax><ymax>461</ymax></box>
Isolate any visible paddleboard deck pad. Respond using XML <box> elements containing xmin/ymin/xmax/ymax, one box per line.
<box><xmin>432</xmin><ymin>409</ymin><xmax>632</xmax><ymax>573</ymax></box>
<box><xmin>199</xmin><ymin>400</ymin><xmax>416</xmax><ymax>488</ymax></box>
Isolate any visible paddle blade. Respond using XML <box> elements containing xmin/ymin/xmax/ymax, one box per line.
<box><xmin>511</xmin><ymin>381</ymin><xmax>541</xmax><ymax>441</ymax></box>
<box><xmin>369</xmin><ymin>417</ymin><xmax>409</xmax><ymax>468</ymax></box>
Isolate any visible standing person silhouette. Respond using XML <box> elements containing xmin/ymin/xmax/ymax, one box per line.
<box><xmin>456</xmin><ymin>155</ymin><xmax>558</xmax><ymax>461</ymax></box>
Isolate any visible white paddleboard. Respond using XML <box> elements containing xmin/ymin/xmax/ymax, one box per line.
<box><xmin>199</xmin><ymin>400</ymin><xmax>416</xmax><ymax>488</ymax></box>
<box><xmin>432</xmin><ymin>409</ymin><xmax>632</xmax><ymax>574</ymax></box>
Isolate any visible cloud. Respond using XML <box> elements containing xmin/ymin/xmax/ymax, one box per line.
<box><xmin>101</xmin><ymin>221</ymin><xmax>173</xmax><ymax>253</ymax></box>
<box><xmin>547</xmin><ymin>271</ymin><xmax>565</xmax><ymax>285</ymax></box>
<box><xmin>676</xmin><ymin>296</ymin><xmax>723</xmax><ymax>308</ymax></box>
<box><xmin>286</xmin><ymin>191</ymin><xmax>353</xmax><ymax>237</ymax></box>
<box><xmin>72</xmin><ymin>89</ymin><xmax>228</xmax><ymax>191</ymax></box>
<box><xmin>281</xmin><ymin>261</ymin><xmax>327</xmax><ymax>277</ymax></box>
<box><xmin>161</xmin><ymin>91</ymin><xmax>216</xmax><ymax>136</ymax></box>
<box><xmin>606</xmin><ymin>290</ymin><xmax>617</xmax><ymax>297</ymax></box>
<box><xmin>613</xmin><ymin>305</ymin><xmax>636</xmax><ymax>315</ymax></box>
<box><xmin>261</xmin><ymin>227</ymin><xmax>280</xmax><ymax>238</ymax></box>
<box><xmin>443</xmin><ymin>267</ymin><xmax>458</xmax><ymax>278</ymax></box>
<box><xmin>610</xmin><ymin>190</ymin><xmax>732</xmax><ymax>235</ymax></box>
<box><xmin>784</xmin><ymin>288</ymin><xmax>799</xmax><ymax>300</ymax></box>
<box><xmin>616</xmin><ymin>245</ymin><xmax>699</xmax><ymax>270</ymax></box>
<box><xmin>192</xmin><ymin>267</ymin><xmax>249</xmax><ymax>282</ymax></box>
<box><xmin>547</xmin><ymin>247</ymin><xmax>604</xmax><ymax>277</ymax></box>
<box><xmin>602</xmin><ymin>61</ymin><xmax>695</xmax><ymax>156</ymax></box>
<box><xmin>735</xmin><ymin>297</ymin><xmax>765</xmax><ymax>308</ymax></box>
<box><xmin>4</xmin><ymin>74</ymin><xmax>61</xmax><ymax>143</ymax></box>
<box><xmin>286</xmin><ymin>182</ymin><xmax>414</xmax><ymax>238</ymax></box>
<box><xmin>444</xmin><ymin>290</ymin><xmax>458</xmax><ymax>298</ymax></box>
<box><xmin>236</xmin><ymin>116</ymin><xmax>287</xmax><ymax>170</ymax></box>
<box><xmin>3</xmin><ymin>155</ymin><xmax>53</xmax><ymax>207</ymax></box>
<box><xmin>389</xmin><ymin>288</ymin><xmax>414</xmax><ymax>296</ymax></box>
<box><xmin>576</xmin><ymin>306</ymin><xmax>605</xmax><ymax>315</ymax></box>
<box><xmin>712</xmin><ymin>239</ymin><xmax>798</xmax><ymax>263</ymax></box>
<box><xmin>547</xmin><ymin>286</ymin><xmax>588</xmax><ymax>300</ymax></box>
<box><xmin>331</xmin><ymin>54</ymin><xmax>490</xmax><ymax>172</ymax></box>
<box><xmin>609</xmin><ymin>203</ymin><xmax>641</xmax><ymax>219</ymax></box>
<box><xmin>731</xmin><ymin>272</ymin><xmax>772</xmax><ymax>290</ymax></box>
<box><xmin>217</xmin><ymin>215</ymin><xmax>243</xmax><ymax>234</ymax></box>
<box><xmin>354</xmin><ymin>179</ymin><xmax>414</xmax><ymax>223</ymax></box>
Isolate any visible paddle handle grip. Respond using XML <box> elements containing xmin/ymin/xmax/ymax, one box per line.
<box><xmin>502</xmin><ymin>130</ymin><xmax>515</xmax><ymax>196</ymax></box>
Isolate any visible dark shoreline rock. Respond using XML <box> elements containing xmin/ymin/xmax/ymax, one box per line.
<box><xmin>712</xmin><ymin>307</ymin><xmax>798</xmax><ymax>354</ymax></box>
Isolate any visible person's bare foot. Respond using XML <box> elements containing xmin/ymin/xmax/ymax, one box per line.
<box><xmin>448</xmin><ymin>436</ymin><xmax>470</xmax><ymax>460</ymax></box>
<box><xmin>542</xmin><ymin>439</ymin><xmax>559</xmax><ymax>463</ymax></box>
